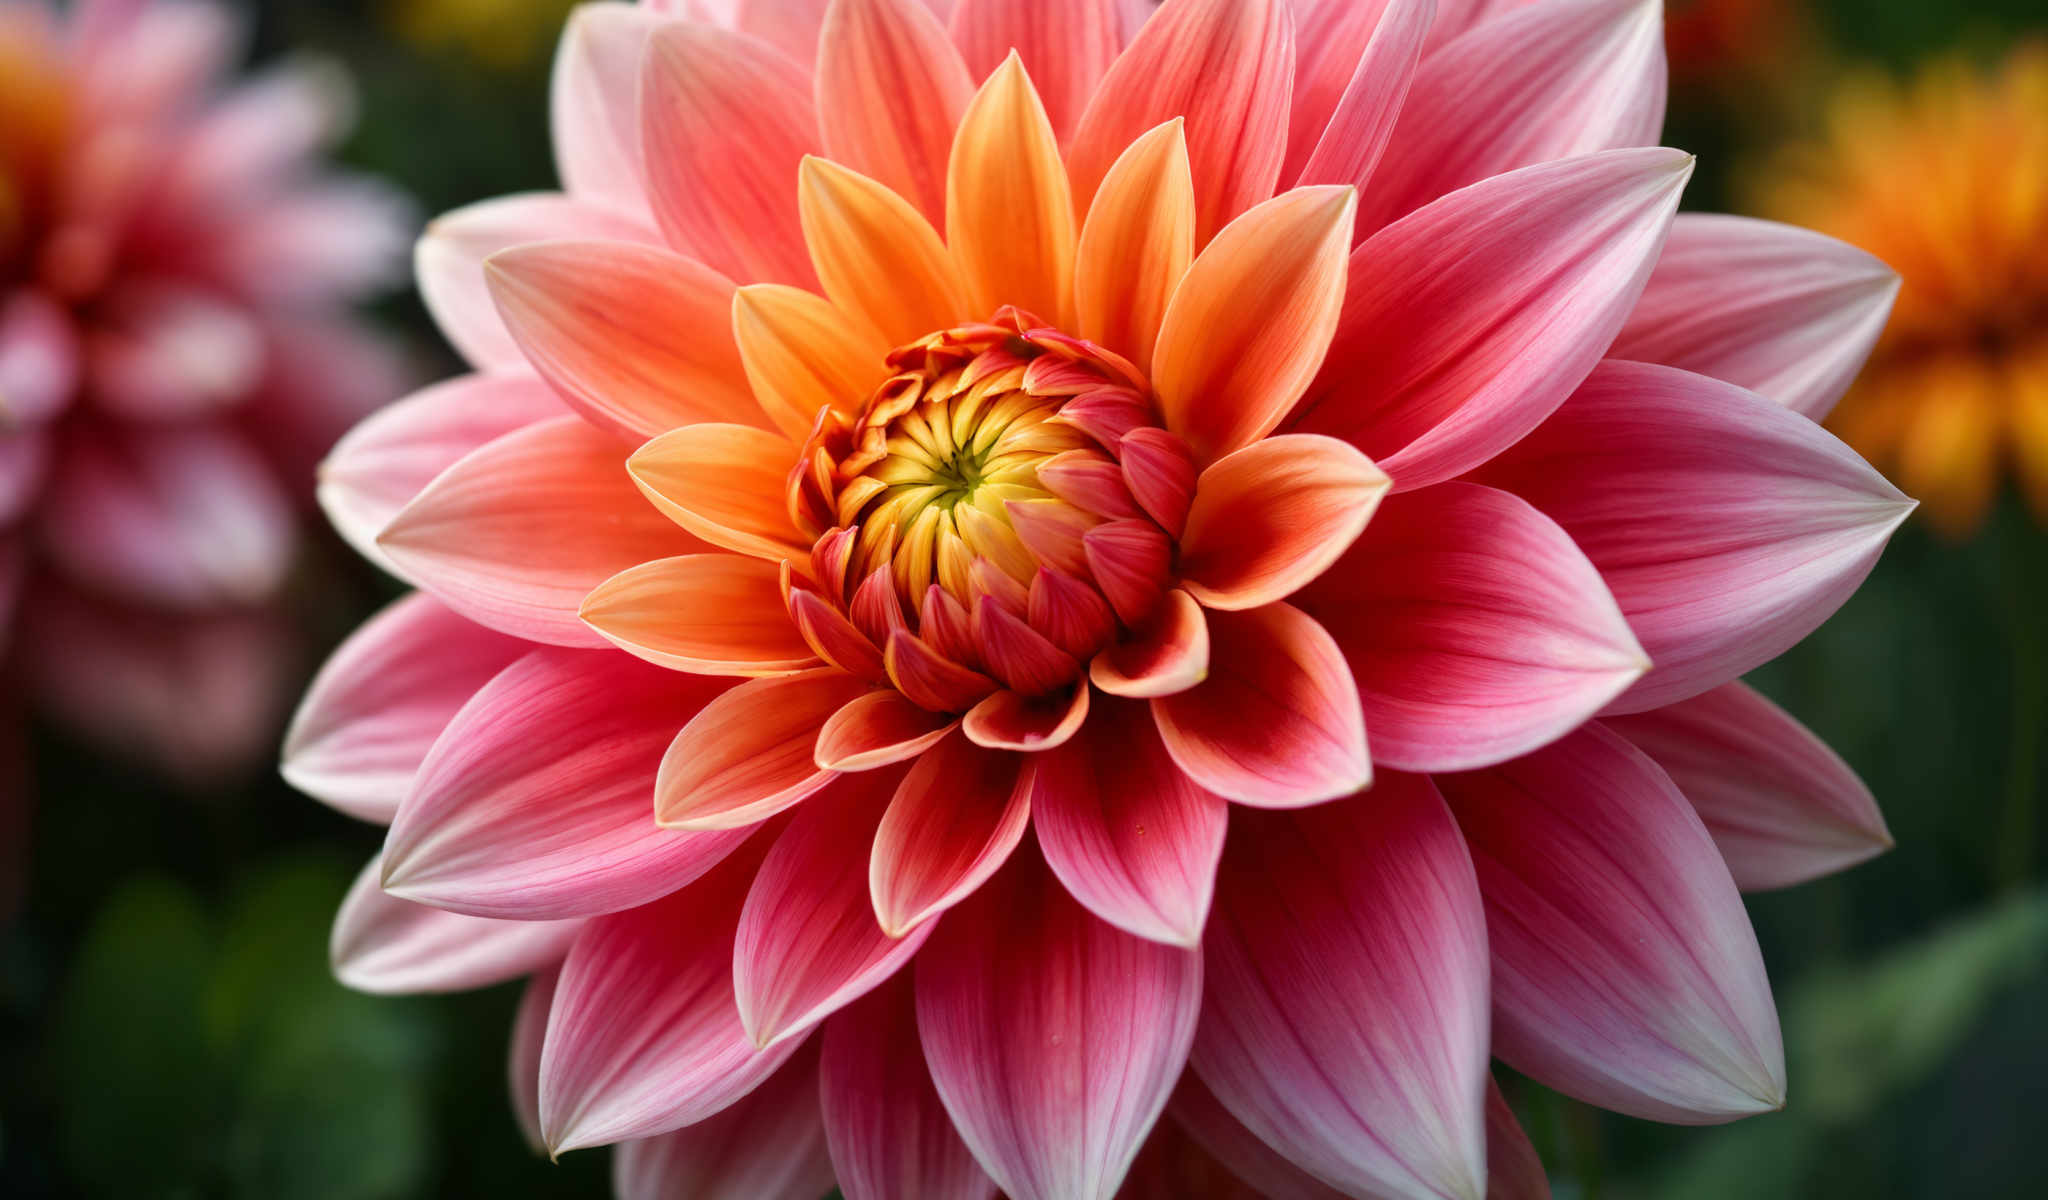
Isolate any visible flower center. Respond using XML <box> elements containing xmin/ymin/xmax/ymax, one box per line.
<box><xmin>784</xmin><ymin>308</ymin><xmax>1192</xmax><ymax>711</ymax></box>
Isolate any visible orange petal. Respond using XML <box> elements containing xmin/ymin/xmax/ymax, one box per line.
<box><xmin>1178</xmin><ymin>433</ymin><xmax>1389</xmax><ymax>610</ymax></box>
<box><xmin>1091</xmin><ymin>588</ymin><xmax>1208</xmax><ymax>697</ymax></box>
<box><xmin>946</xmin><ymin>53</ymin><xmax>1076</xmax><ymax>327</ymax></box>
<box><xmin>1074</xmin><ymin>119</ymin><xmax>1196</xmax><ymax>375</ymax></box>
<box><xmin>798</xmin><ymin>156</ymin><xmax>972</xmax><ymax>347</ymax></box>
<box><xmin>1067</xmin><ymin>0</ymin><xmax>1294</xmax><ymax>245</ymax></box>
<box><xmin>484</xmin><ymin>241</ymin><xmax>763</xmax><ymax>440</ymax></box>
<box><xmin>656</xmin><ymin>669</ymin><xmax>870</xmax><ymax>830</ymax></box>
<box><xmin>629</xmin><ymin>423</ymin><xmax>810</xmax><ymax>562</ymax></box>
<box><xmin>814</xmin><ymin>688</ymin><xmax>958</xmax><ymax>770</ymax></box>
<box><xmin>816</xmin><ymin>0</ymin><xmax>974</xmax><ymax>223</ymax></box>
<box><xmin>947</xmin><ymin>0</ymin><xmax>1121</xmax><ymax>143</ymax></box>
<box><xmin>733</xmin><ymin>284</ymin><xmax>890</xmax><ymax>441</ymax></box>
<box><xmin>1152</xmin><ymin>185</ymin><xmax>1356</xmax><ymax>463</ymax></box>
<box><xmin>580</xmin><ymin>554</ymin><xmax>821</xmax><ymax>675</ymax></box>
<box><xmin>639</xmin><ymin>23</ymin><xmax>820</xmax><ymax>287</ymax></box>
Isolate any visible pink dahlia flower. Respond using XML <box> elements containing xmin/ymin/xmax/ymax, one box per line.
<box><xmin>292</xmin><ymin>1</ymin><xmax>1912</xmax><ymax>1196</ymax></box>
<box><xmin>1</xmin><ymin>0</ymin><xmax>409</xmax><ymax>777</ymax></box>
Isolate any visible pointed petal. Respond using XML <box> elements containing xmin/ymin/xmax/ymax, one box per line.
<box><xmin>1604</xmin><ymin>682</ymin><xmax>1892</xmax><ymax>891</ymax></box>
<box><xmin>540</xmin><ymin>844</ymin><xmax>802</xmax><ymax>1152</ymax></box>
<box><xmin>1436</xmin><ymin>724</ymin><xmax>1787</xmax><ymax>1123</ymax></box>
<box><xmin>949</xmin><ymin>0</ymin><xmax>1120</xmax><ymax>142</ymax></box>
<box><xmin>1178</xmin><ymin>433</ymin><xmax>1388</xmax><ymax>610</ymax></box>
<box><xmin>1471</xmin><ymin>360</ymin><xmax>1914</xmax><ymax>712</ymax></box>
<box><xmin>816</xmin><ymin>0</ymin><xmax>974</xmax><ymax>222</ymax></box>
<box><xmin>508</xmin><ymin>965</ymin><xmax>557</xmax><ymax>1152</ymax></box>
<box><xmin>485</xmin><ymin>240</ymin><xmax>763</xmax><ymax>440</ymax></box>
<box><xmin>816</xmin><ymin>688</ymin><xmax>957</xmax><ymax>769</ymax></box>
<box><xmin>640</xmin><ymin>23</ymin><xmax>820</xmax><ymax>287</ymax></box>
<box><xmin>1612</xmin><ymin>214</ymin><xmax>1900</xmax><ymax>422</ymax></box>
<box><xmin>733</xmin><ymin>283</ymin><xmax>890</xmax><ymax>441</ymax></box>
<box><xmin>317</xmin><ymin>373</ymin><xmax>565</xmax><ymax>578</ymax></box>
<box><xmin>381</xmin><ymin>650</ymin><xmax>755</xmax><ymax>919</ymax></box>
<box><xmin>581</xmin><ymin>554</ymin><xmax>819</xmax><ymax>675</ymax></box>
<box><xmin>1153</xmin><ymin>186</ymin><xmax>1356</xmax><ymax>464</ymax></box>
<box><xmin>612</xmin><ymin>1047</ymin><xmax>835</xmax><ymax>1200</ymax></box>
<box><xmin>798</xmin><ymin>155</ymin><xmax>973</xmax><ymax>347</ymax></box>
<box><xmin>1031</xmin><ymin>697</ymin><xmax>1225</xmax><ymax>945</ymax></box>
<box><xmin>655</xmin><ymin>668</ymin><xmax>868</xmax><ymax>829</ymax></box>
<box><xmin>284</xmin><ymin>592</ymin><xmax>528</xmax><ymax>824</ymax></box>
<box><xmin>1194</xmin><ymin>775</ymin><xmax>1491</xmax><ymax>1200</ymax></box>
<box><xmin>1295</xmin><ymin>147</ymin><xmax>1691</xmax><ymax>491</ymax></box>
<box><xmin>551</xmin><ymin>2</ymin><xmax>664</xmax><ymax>211</ymax></box>
<box><xmin>1290</xmin><ymin>0</ymin><xmax>1432</xmax><ymax>195</ymax></box>
<box><xmin>869</xmin><ymin>729</ymin><xmax>1029</xmax><ymax>935</ymax></box>
<box><xmin>1073</xmin><ymin>120</ymin><xmax>1195</xmax><ymax>374</ymax></box>
<box><xmin>736</xmin><ymin>769</ymin><xmax>933</xmax><ymax>1046</ymax></box>
<box><xmin>917</xmin><ymin>852</ymin><xmax>1202</xmax><ymax>1200</ymax></box>
<box><xmin>1296</xmin><ymin>482</ymin><xmax>1647</xmax><ymax>774</ymax></box>
<box><xmin>628</xmin><ymin>422</ymin><xmax>810</xmax><ymax>562</ymax></box>
<box><xmin>379</xmin><ymin>416</ymin><xmax>705</xmax><ymax>646</ymax></box>
<box><xmin>332</xmin><ymin>856</ymin><xmax>580</xmax><ymax>994</ymax></box>
<box><xmin>822</xmin><ymin>974</ymin><xmax>998</xmax><ymax>1200</ymax></box>
<box><xmin>947</xmin><ymin>53</ymin><xmax>1076</xmax><ymax>326</ymax></box>
<box><xmin>1090</xmin><ymin>587</ymin><xmax>1208</xmax><ymax>698</ymax></box>
<box><xmin>1360</xmin><ymin>0</ymin><xmax>1666</xmax><ymax>233</ymax></box>
<box><xmin>1484</xmin><ymin>1077</ymin><xmax>1552</xmax><ymax>1200</ymax></box>
<box><xmin>1152</xmin><ymin>603</ymin><xmax>1369</xmax><ymax>807</ymax></box>
<box><xmin>1068</xmin><ymin>0</ymin><xmax>1295</xmax><ymax>245</ymax></box>
<box><xmin>417</xmin><ymin>192</ymin><xmax>660</xmax><ymax>371</ymax></box>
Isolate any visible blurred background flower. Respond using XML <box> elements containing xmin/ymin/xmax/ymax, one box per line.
<box><xmin>2</xmin><ymin>1</ymin><xmax>2046</xmax><ymax>1198</ymax></box>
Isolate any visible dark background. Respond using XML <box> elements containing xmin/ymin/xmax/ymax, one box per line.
<box><xmin>3</xmin><ymin>1</ymin><xmax>2045</xmax><ymax>1196</ymax></box>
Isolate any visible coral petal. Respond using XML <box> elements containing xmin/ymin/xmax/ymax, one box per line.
<box><xmin>656</xmin><ymin>668</ymin><xmax>870</xmax><ymax>829</ymax></box>
<box><xmin>869</xmin><ymin>730</ymin><xmax>1030</xmax><ymax>935</ymax></box>
<box><xmin>948</xmin><ymin>53</ymin><xmax>1076</xmax><ymax>326</ymax></box>
<box><xmin>949</xmin><ymin>0</ymin><xmax>1121</xmax><ymax>142</ymax></box>
<box><xmin>815</xmin><ymin>689</ymin><xmax>958</xmax><ymax>770</ymax></box>
<box><xmin>1178</xmin><ymin>433</ymin><xmax>1388</xmax><ymax>610</ymax></box>
<box><xmin>581</xmin><ymin>554</ymin><xmax>820</xmax><ymax>675</ymax></box>
<box><xmin>629</xmin><ymin>423</ymin><xmax>811</xmax><ymax>562</ymax></box>
<box><xmin>1090</xmin><ymin>588</ymin><xmax>1208</xmax><ymax>699</ymax></box>
<box><xmin>962</xmin><ymin>680</ymin><xmax>1090</xmax><ymax>752</ymax></box>
<box><xmin>816</xmin><ymin>0</ymin><xmax>974</xmax><ymax>222</ymax></box>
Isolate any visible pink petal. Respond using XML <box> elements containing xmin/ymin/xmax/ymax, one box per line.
<box><xmin>1611</xmin><ymin>213</ymin><xmax>1900</xmax><ymax>421</ymax></box>
<box><xmin>816</xmin><ymin>0</ymin><xmax>974</xmax><ymax>222</ymax></box>
<box><xmin>916</xmin><ymin>851</ymin><xmax>1202</xmax><ymax>1200</ymax></box>
<box><xmin>38</xmin><ymin>424</ymin><xmax>292</xmax><ymax>611</ymax></box>
<box><xmin>1291</xmin><ymin>0</ymin><xmax>1432</xmax><ymax>200</ymax></box>
<box><xmin>540</xmin><ymin>843</ymin><xmax>802</xmax><ymax>1152</ymax></box>
<box><xmin>1177</xmin><ymin>433</ymin><xmax>1388</xmax><ymax>610</ymax></box>
<box><xmin>737</xmin><ymin>0</ymin><xmax>834</xmax><ymax>66</ymax></box>
<box><xmin>1603</xmin><ymin>682</ymin><xmax>1892</xmax><ymax>891</ymax></box>
<box><xmin>316</xmin><ymin>372</ymin><xmax>565</xmax><ymax>578</ymax></box>
<box><xmin>1359</xmin><ymin>0</ymin><xmax>1667</xmax><ymax>233</ymax></box>
<box><xmin>949</xmin><ymin>0</ymin><xmax>1121</xmax><ymax>142</ymax></box>
<box><xmin>816</xmin><ymin>688</ymin><xmax>958</xmax><ymax>769</ymax></box>
<box><xmin>1436</xmin><ymin>724</ymin><xmax>1787</xmax><ymax>1123</ymax></box>
<box><xmin>1030</xmin><ymin>696</ymin><xmax>1226</xmax><ymax>945</ymax></box>
<box><xmin>612</xmin><ymin>1045</ymin><xmax>837</xmax><ymax>1200</ymax></box>
<box><xmin>550</xmin><ymin>2</ymin><xmax>666</xmax><ymax>212</ymax></box>
<box><xmin>1192</xmin><ymin>775</ymin><xmax>1490</xmax><ymax>1200</ymax></box>
<box><xmin>485</xmin><ymin>240</ymin><xmax>764</xmax><ymax>440</ymax></box>
<box><xmin>869</xmin><ymin>729</ymin><xmax>1030</xmax><ymax>935</ymax></box>
<box><xmin>509</xmin><ymin>965</ymin><xmax>558</xmax><ymax>1152</ymax></box>
<box><xmin>1166</xmin><ymin>1072</ymin><xmax>1348</xmax><ymax>1200</ymax></box>
<box><xmin>735</xmin><ymin>768</ymin><xmax>933</xmax><ymax>1047</ymax></box>
<box><xmin>1470</xmin><ymin>360</ymin><xmax>1914</xmax><ymax>712</ymax></box>
<box><xmin>1151</xmin><ymin>603</ymin><xmax>1369</xmax><ymax>807</ymax></box>
<box><xmin>381</xmin><ymin>649</ymin><xmax>756</xmax><ymax>920</ymax></box>
<box><xmin>821</xmin><ymin>974</ymin><xmax>997</xmax><ymax>1200</ymax></box>
<box><xmin>1068</xmin><ymin>0</ymin><xmax>1295</xmax><ymax>245</ymax></box>
<box><xmin>82</xmin><ymin>284</ymin><xmax>263</xmax><ymax>421</ymax></box>
<box><xmin>0</xmin><ymin>291</ymin><xmax>80</xmax><ymax>425</ymax></box>
<box><xmin>416</xmin><ymin>192</ymin><xmax>660</xmax><ymax>370</ymax></box>
<box><xmin>639</xmin><ymin>23</ymin><xmax>820</xmax><ymax>286</ymax></box>
<box><xmin>655</xmin><ymin>668</ymin><xmax>868</xmax><ymax>829</ymax></box>
<box><xmin>331</xmin><ymin>856</ymin><xmax>580</xmax><ymax>994</ymax></box>
<box><xmin>1090</xmin><ymin>587</ymin><xmax>1208</xmax><ymax>698</ymax></box>
<box><xmin>1292</xmin><ymin>147</ymin><xmax>1692</xmax><ymax>491</ymax></box>
<box><xmin>1484</xmin><ymin>1076</ymin><xmax>1552</xmax><ymax>1200</ymax></box>
<box><xmin>283</xmin><ymin>592</ymin><xmax>529</xmax><ymax>825</ymax></box>
<box><xmin>1296</xmin><ymin>482</ymin><xmax>1647</xmax><ymax>774</ymax></box>
<box><xmin>377</xmin><ymin>416</ymin><xmax>705</xmax><ymax>647</ymax></box>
